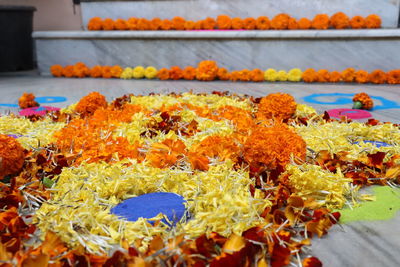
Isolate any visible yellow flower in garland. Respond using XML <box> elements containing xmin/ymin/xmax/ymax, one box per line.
<box><xmin>277</xmin><ymin>70</ymin><xmax>288</xmax><ymax>81</ymax></box>
<box><xmin>264</xmin><ymin>68</ymin><xmax>278</xmax><ymax>81</ymax></box>
<box><xmin>287</xmin><ymin>68</ymin><xmax>303</xmax><ymax>82</ymax></box>
<box><xmin>144</xmin><ymin>66</ymin><xmax>158</xmax><ymax>79</ymax></box>
<box><xmin>133</xmin><ymin>66</ymin><xmax>145</xmax><ymax>79</ymax></box>
<box><xmin>120</xmin><ymin>67</ymin><xmax>133</xmax><ymax>79</ymax></box>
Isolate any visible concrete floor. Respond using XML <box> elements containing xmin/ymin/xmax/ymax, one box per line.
<box><xmin>1</xmin><ymin>72</ymin><xmax>400</xmax><ymax>267</ymax></box>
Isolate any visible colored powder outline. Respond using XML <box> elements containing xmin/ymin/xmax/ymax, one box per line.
<box><xmin>338</xmin><ymin>186</ymin><xmax>400</xmax><ymax>224</ymax></box>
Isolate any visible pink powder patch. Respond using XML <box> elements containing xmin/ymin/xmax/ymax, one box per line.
<box><xmin>327</xmin><ymin>108</ymin><xmax>372</xmax><ymax>120</ymax></box>
<box><xmin>19</xmin><ymin>106</ymin><xmax>60</xmax><ymax>117</ymax></box>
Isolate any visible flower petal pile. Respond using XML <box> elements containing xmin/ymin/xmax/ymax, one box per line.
<box><xmin>0</xmin><ymin>91</ymin><xmax>399</xmax><ymax>266</ymax></box>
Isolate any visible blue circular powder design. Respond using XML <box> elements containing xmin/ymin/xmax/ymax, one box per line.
<box><xmin>111</xmin><ymin>192</ymin><xmax>187</xmax><ymax>226</ymax></box>
<box><xmin>354</xmin><ymin>141</ymin><xmax>391</xmax><ymax>148</ymax></box>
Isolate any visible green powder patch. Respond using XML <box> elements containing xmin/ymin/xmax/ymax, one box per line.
<box><xmin>338</xmin><ymin>186</ymin><xmax>400</xmax><ymax>224</ymax></box>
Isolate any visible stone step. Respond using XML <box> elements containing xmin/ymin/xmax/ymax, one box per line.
<box><xmin>80</xmin><ymin>0</ymin><xmax>400</xmax><ymax>28</ymax></box>
<box><xmin>34</xmin><ymin>29</ymin><xmax>400</xmax><ymax>75</ymax></box>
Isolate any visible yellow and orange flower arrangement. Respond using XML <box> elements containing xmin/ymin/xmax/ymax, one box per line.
<box><xmin>88</xmin><ymin>13</ymin><xmax>381</xmax><ymax>31</ymax></box>
<box><xmin>1</xmin><ymin>91</ymin><xmax>399</xmax><ymax>266</ymax></box>
<box><xmin>51</xmin><ymin>61</ymin><xmax>400</xmax><ymax>84</ymax></box>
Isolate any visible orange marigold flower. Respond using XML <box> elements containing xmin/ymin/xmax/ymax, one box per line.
<box><xmin>298</xmin><ymin>18</ymin><xmax>312</xmax><ymax>29</ymax></box>
<box><xmin>387</xmin><ymin>70</ymin><xmax>400</xmax><ymax>84</ymax></box>
<box><xmin>250</xmin><ymin>69</ymin><xmax>264</xmax><ymax>82</ymax></box>
<box><xmin>202</xmin><ymin>17</ymin><xmax>216</xmax><ymax>30</ymax></box>
<box><xmin>271</xmin><ymin>13</ymin><xmax>290</xmax><ymax>30</ymax></box>
<box><xmin>218</xmin><ymin>105</ymin><xmax>255</xmax><ymax>132</ymax></box>
<box><xmin>232</xmin><ymin>17</ymin><xmax>244</xmax><ymax>29</ymax></box>
<box><xmin>146</xmin><ymin>139</ymin><xmax>187</xmax><ymax>168</ymax></box>
<box><xmin>184</xmin><ymin>20</ymin><xmax>196</xmax><ymax>30</ymax></box>
<box><xmin>329</xmin><ymin>71</ymin><xmax>342</xmax><ymax>82</ymax></box>
<box><xmin>317</xmin><ymin>69</ymin><xmax>330</xmax><ymax>82</ymax></box>
<box><xmin>243</xmin><ymin>123</ymin><xmax>306</xmax><ymax>169</ymax></box>
<box><xmin>311</xmin><ymin>14</ymin><xmax>330</xmax><ymax>29</ymax></box>
<box><xmin>182</xmin><ymin>66</ymin><xmax>196</xmax><ymax>80</ymax></box>
<box><xmin>101</xmin><ymin>66</ymin><xmax>113</xmax><ymax>79</ymax></box>
<box><xmin>365</xmin><ymin>14</ymin><xmax>381</xmax><ymax>29</ymax></box>
<box><xmin>243</xmin><ymin>17</ymin><xmax>256</xmax><ymax>30</ymax></box>
<box><xmin>256</xmin><ymin>16</ymin><xmax>270</xmax><ymax>30</ymax></box>
<box><xmin>62</xmin><ymin>65</ymin><xmax>74</xmax><ymax>78</ymax></box>
<box><xmin>50</xmin><ymin>64</ymin><xmax>64</xmax><ymax>77</ymax></box>
<box><xmin>0</xmin><ymin>135</ymin><xmax>25</xmax><ymax>179</ymax></box>
<box><xmin>18</xmin><ymin>92</ymin><xmax>39</xmax><ymax>109</ymax></box>
<box><xmin>196</xmin><ymin>60</ymin><xmax>218</xmax><ymax>81</ymax></box>
<box><xmin>150</xmin><ymin>17</ymin><xmax>161</xmax><ymax>30</ymax></box>
<box><xmin>353</xmin><ymin>92</ymin><xmax>374</xmax><ymax>110</ymax></box>
<box><xmin>160</xmin><ymin>19</ymin><xmax>173</xmax><ymax>30</ymax></box>
<box><xmin>229</xmin><ymin>71</ymin><xmax>241</xmax><ymax>82</ymax></box>
<box><xmin>111</xmin><ymin>65</ymin><xmax>123</xmax><ymax>78</ymax></box>
<box><xmin>256</xmin><ymin>93</ymin><xmax>297</xmax><ymax>121</ymax></box>
<box><xmin>190</xmin><ymin>135</ymin><xmax>239</xmax><ymax>165</ymax></box>
<box><xmin>350</xmin><ymin>16</ymin><xmax>366</xmax><ymax>29</ymax></box>
<box><xmin>90</xmin><ymin>65</ymin><xmax>103</xmax><ymax>78</ymax></box>
<box><xmin>127</xmin><ymin>17</ymin><xmax>138</xmax><ymax>30</ymax></box>
<box><xmin>355</xmin><ymin>70</ymin><xmax>369</xmax><ymax>83</ymax></box>
<box><xmin>341</xmin><ymin>68</ymin><xmax>356</xmax><ymax>83</ymax></box>
<box><xmin>137</xmin><ymin>18</ymin><xmax>150</xmax><ymax>30</ymax></box>
<box><xmin>194</xmin><ymin>20</ymin><xmax>203</xmax><ymax>30</ymax></box>
<box><xmin>288</xmin><ymin>18</ymin><xmax>299</xmax><ymax>30</ymax></box>
<box><xmin>169</xmin><ymin>66</ymin><xmax>183</xmax><ymax>80</ymax></box>
<box><xmin>87</xmin><ymin>17</ymin><xmax>103</xmax><ymax>31</ymax></box>
<box><xmin>172</xmin><ymin>16</ymin><xmax>186</xmax><ymax>30</ymax></box>
<box><xmin>238</xmin><ymin>69</ymin><xmax>251</xmax><ymax>81</ymax></box>
<box><xmin>302</xmin><ymin>68</ymin><xmax>318</xmax><ymax>83</ymax></box>
<box><xmin>75</xmin><ymin>92</ymin><xmax>108</xmax><ymax>117</ymax></box>
<box><xmin>368</xmin><ymin>70</ymin><xmax>387</xmax><ymax>84</ymax></box>
<box><xmin>157</xmin><ymin>68</ymin><xmax>170</xmax><ymax>80</ymax></box>
<box><xmin>330</xmin><ymin>12</ymin><xmax>350</xmax><ymax>29</ymax></box>
<box><xmin>73</xmin><ymin>62</ymin><xmax>90</xmax><ymax>78</ymax></box>
<box><xmin>114</xmin><ymin>18</ymin><xmax>128</xmax><ymax>30</ymax></box>
<box><xmin>102</xmin><ymin>18</ymin><xmax>115</xmax><ymax>30</ymax></box>
<box><xmin>217</xmin><ymin>15</ymin><xmax>232</xmax><ymax>29</ymax></box>
<box><xmin>217</xmin><ymin>68</ymin><xmax>231</xmax><ymax>80</ymax></box>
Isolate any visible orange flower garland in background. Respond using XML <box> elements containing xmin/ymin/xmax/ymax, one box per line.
<box><xmin>330</xmin><ymin>12</ymin><xmax>350</xmax><ymax>29</ymax></box>
<box><xmin>87</xmin><ymin>13</ymin><xmax>382</xmax><ymax>31</ymax></box>
<box><xmin>365</xmin><ymin>14</ymin><xmax>382</xmax><ymax>29</ymax></box>
<box><xmin>50</xmin><ymin>64</ymin><xmax>64</xmax><ymax>77</ymax></box>
<box><xmin>50</xmin><ymin>62</ymin><xmax>400</xmax><ymax>84</ymax></box>
<box><xmin>256</xmin><ymin>16</ymin><xmax>270</xmax><ymax>30</ymax></box>
<box><xmin>298</xmin><ymin>18</ymin><xmax>312</xmax><ymax>29</ymax></box>
<box><xmin>196</xmin><ymin>60</ymin><xmax>218</xmax><ymax>81</ymax></box>
<box><xmin>311</xmin><ymin>14</ymin><xmax>330</xmax><ymax>29</ymax></box>
<box><xmin>157</xmin><ymin>68</ymin><xmax>170</xmax><ymax>80</ymax></box>
<box><xmin>0</xmin><ymin>135</ymin><xmax>25</xmax><ymax>179</ymax></box>
<box><xmin>369</xmin><ymin>70</ymin><xmax>387</xmax><ymax>84</ymax></box>
<box><xmin>183</xmin><ymin>66</ymin><xmax>196</xmax><ymax>80</ymax></box>
<box><xmin>216</xmin><ymin>15</ymin><xmax>232</xmax><ymax>29</ymax></box>
<box><xmin>355</xmin><ymin>70</ymin><xmax>369</xmax><ymax>83</ymax></box>
<box><xmin>387</xmin><ymin>70</ymin><xmax>400</xmax><ymax>84</ymax></box>
<box><xmin>271</xmin><ymin>13</ymin><xmax>290</xmax><ymax>30</ymax></box>
<box><xmin>350</xmin><ymin>16</ymin><xmax>366</xmax><ymax>29</ymax></box>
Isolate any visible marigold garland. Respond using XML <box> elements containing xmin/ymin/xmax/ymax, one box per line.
<box><xmin>87</xmin><ymin>13</ymin><xmax>382</xmax><ymax>31</ymax></box>
<box><xmin>50</xmin><ymin>62</ymin><xmax>400</xmax><ymax>84</ymax></box>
